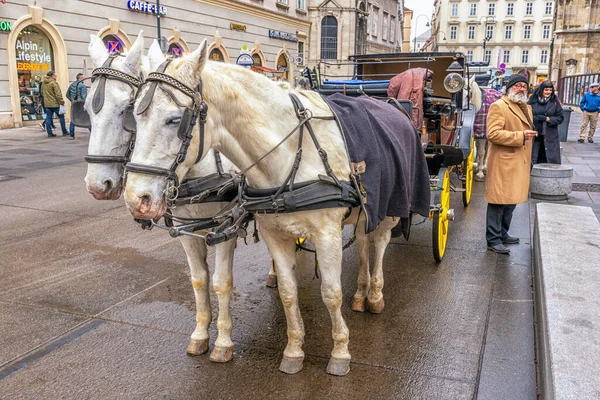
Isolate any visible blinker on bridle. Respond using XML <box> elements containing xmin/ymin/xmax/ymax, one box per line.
<box><xmin>81</xmin><ymin>54</ymin><xmax>142</xmax><ymax>165</ymax></box>
<box><xmin>125</xmin><ymin>58</ymin><xmax>208</xmax><ymax>203</ymax></box>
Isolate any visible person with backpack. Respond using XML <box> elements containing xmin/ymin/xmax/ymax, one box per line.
<box><xmin>66</xmin><ymin>73</ymin><xmax>87</xmax><ymax>140</ymax></box>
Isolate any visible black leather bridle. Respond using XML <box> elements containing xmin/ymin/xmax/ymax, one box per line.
<box><xmin>125</xmin><ymin>59</ymin><xmax>208</xmax><ymax>203</ymax></box>
<box><xmin>82</xmin><ymin>54</ymin><xmax>141</xmax><ymax>165</ymax></box>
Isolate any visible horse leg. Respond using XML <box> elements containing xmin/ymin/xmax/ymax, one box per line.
<box><xmin>314</xmin><ymin>229</ymin><xmax>351</xmax><ymax>376</ymax></box>
<box><xmin>475</xmin><ymin>139</ymin><xmax>486</xmax><ymax>181</ymax></box>
<box><xmin>367</xmin><ymin>217</ymin><xmax>396</xmax><ymax>314</ymax></box>
<box><xmin>179</xmin><ymin>235</ymin><xmax>211</xmax><ymax>356</ymax></box>
<box><xmin>266</xmin><ymin>259</ymin><xmax>278</xmax><ymax>288</ymax></box>
<box><xmin>352</xmin><ymin>218</ymin><xmax>370</xmax><ymax>312</ymax></box>
<box><xmin>260</xmin><ymin>229</ymin><xmax>305</xmax><ymax>374</ymax></box>
<box><xmin>209</xmin><ymin>238</ymin><xmax>237</xmax><ymax>363</ymax></box>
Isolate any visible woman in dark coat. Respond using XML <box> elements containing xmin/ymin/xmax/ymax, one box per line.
<box><xmin>528</xmin><ymin>80</ymin><xmax>565</xmax><ymax>164</ymax></box>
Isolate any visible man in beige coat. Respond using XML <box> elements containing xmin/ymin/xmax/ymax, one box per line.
<box><xmin>485</xmin><ymin>74</ymin><xmax>538</xmax><ymax>254</ymax></box>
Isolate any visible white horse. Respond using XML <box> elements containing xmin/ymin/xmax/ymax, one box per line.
<box><xmin>123</xmin><ymin>40</ymin><xmax>405</xmax><ymax>376</ymax></box>
<box><xmin>84</xmin><ymin>32</ymin><xmax>242</xmax><ymax>362</ymax></box>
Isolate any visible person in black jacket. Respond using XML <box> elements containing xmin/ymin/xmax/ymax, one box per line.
<box><xmin>528</xmin><ymin>80</ymin><xmax>565</xmax><ymax>164</ymax></box>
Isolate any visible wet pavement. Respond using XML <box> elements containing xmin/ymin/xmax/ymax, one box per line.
<box><xmin>0</xmin><ymin>127</ymin><xmax>536</xmax><ymax>399</ymax></box>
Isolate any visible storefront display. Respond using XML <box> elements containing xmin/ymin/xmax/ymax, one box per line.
<box><xmin>15</xmin><ymin>26</ymin><xmax>54</xmax><ymax>122</ymax></box>
<box><xmin>209</xmin><ymin>48</ymin><xmax>225</xmax><ymax>62</ymax></box>
<box><xmin>103</xmin><ymin>34</ymin><xmax>124</xmax><ymax>53</ymax></box>
<box><xmin>168</xmin><ymin>43</ymin><xmax>183</xmax><ymax>57</ymax></box>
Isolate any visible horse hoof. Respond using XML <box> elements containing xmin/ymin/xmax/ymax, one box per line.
<box><xmin>474</xmin><ymin>173</ymin><xmax>485</xmax><ymax>182</ymax></box>
<box><xmin>186</xmin><ymin>338</ymin><xmax>209</xmax><ymax>356</ymax></box>
<box><xmin>367</xmin><ymin>298</ymin><xmax>385</xmax><ymax>314</ymax></box>
<box><xmin>279</xmin><ymin>356</ymin><xmax>304</xmax><ymax>374</ymax></box>
<box><xmin>209</xmin><ymin>345</ymin><xmax>233</xmax><ymax>363</ymax></box>
<box><xmin>266</xmin><ymin>274</ymin><xmax>278</xmax><ymax>288</ymax></box>
<box><xmin>351</xmin><ymin>297</ymin><xmax>366</xmax><ymax>312</ymax></box>
<box><xmin>326</xmin><ymin>357</ymin><xmax>350</xmax><ymax>376</ymax></box>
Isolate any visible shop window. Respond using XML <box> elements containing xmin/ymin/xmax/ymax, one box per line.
<box><xmin>168</xmin><ymin>43</ymin><xmax>184</xmax><ymax>57</ymax></box>
<box><xmin>209</xmin><ymin>48</ymin><xmax>225</xmax><ymax>62</ymax></box>
<box><xmin>252</xmin><ymin>54</ymin><xmax>263</xmax><ymax>67</ymax></box>
<box><xmin>15</xmin><ymin>26</ymin><xmax>54</xmax><ymax>122</ymax></box>
<box><xmin>103</xmin><ymin>34</ymin><xmax>124</xmax><ymax>53</ymax></box>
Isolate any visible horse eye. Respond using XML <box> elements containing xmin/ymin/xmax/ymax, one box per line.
<box><xmin>167</xmin><ymin>117</ymin><xmax>181</xmax><ymax>125</ymax></box>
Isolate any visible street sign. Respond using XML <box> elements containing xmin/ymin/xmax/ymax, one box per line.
<box><xmin>499</xmin><ymin>63</ymin><xmax>506</xmax><ymax>69</ymax></box>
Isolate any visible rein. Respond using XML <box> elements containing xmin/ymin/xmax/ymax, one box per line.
<box><xmin>84</xmin><ymin>54</ymin><xmax>141</xmax><ymax>165</ymax></box>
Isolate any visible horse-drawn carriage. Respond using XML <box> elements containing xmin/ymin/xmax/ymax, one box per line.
<box><xmin>311</xmin><ymin>52</ymin><xmax>476</xmax><ymax>262</ymax></box>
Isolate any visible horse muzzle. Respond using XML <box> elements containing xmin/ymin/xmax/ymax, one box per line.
<box><xmin>86</xmin><ymin>178</ymin><xmax>123</xmax><ymax>200</ymax></box>
<box><xmin>124</xmin><ymin>187</ymin><xmax>167</xmax><ymax>220</ymax></box>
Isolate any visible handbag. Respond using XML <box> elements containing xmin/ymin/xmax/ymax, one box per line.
<box><xmin>58</xmin><ymin>104</ymin><xmax>66</xmax><ymax>115</ymax></box>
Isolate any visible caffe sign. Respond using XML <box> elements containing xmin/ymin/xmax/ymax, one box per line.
<box><xmin>268</xmin><ymin>30</ymin><xmax>298</xmax><ymax>42</ymax></box>
<box><xmin>127</xmin><ymin>0</ymin><xmax>167</xmax><ymax>16</ymax></box>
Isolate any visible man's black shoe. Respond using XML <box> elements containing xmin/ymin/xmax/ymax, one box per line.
<box><xmin>487</xmin><ymin>244</ymin><xmax>510</xmax><ymax>254</ymax></box>
<box><xmin>588</xmin><ymin>138</ymin><xmax>594</xmax><ymax>143</ymax></box>
<box><xmin>578</xmin><ymin>139</ymin><xmax>585</xmax><ymax>143</ymax></box>
<box><xmin>47</xmin><ymin>134</ymin><xmax>57</xmax><ymax>137</ymax></box>
<box><xmin>502</xmin><ymin>235</ymin><xmax>520</xmax><ymax>244</ymax></box>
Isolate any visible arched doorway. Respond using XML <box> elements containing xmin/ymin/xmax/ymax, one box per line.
<box><xmin>209</xmin><ymin>48</ymin><xmax>226</xmax><ymax>62</ymax></box>
<box><xmin>7</xmin><ymin>6</ymin><xmax>69</xmax><ymax>128</ymax></box>
<box><xmin>276</xmin><ymin>53</ymin><xmax>289</xmax><ymax>81</ymax></box>
<box><xmin>168</xmin><ymin>43</ymin><xmax>184</xmax><ymax>58</ymax></box>
<box><xmin>15</xmin><ymin>26</ymin><xmax>55</xmax><ymax>123</ymax></box>
<box><xmin>102</xmin><ymin>34</ymin><xmax>124</xmax><ymax>54</ymax></box>
<box><xmin>252</xmin><ymin>53</ymin><xmax>263</xmax><ymax>67</ymax></box>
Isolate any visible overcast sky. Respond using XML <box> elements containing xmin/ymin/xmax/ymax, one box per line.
<box><xmin>405</xmin><ymin>0</ymin><xmax>435</xmax><ymax>40</ymax></box>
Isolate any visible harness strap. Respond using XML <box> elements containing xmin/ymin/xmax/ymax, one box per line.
<box><xmin>92</xmin><ymin>56</ymin><xmax>115</xmax><ymax>113</ymax></box>
<box><xmin>243</xmin><ymin>180</ymin><xmax>360</xmax><ymax>214</ymax></box>
<box><xmin>85</xmin><ymin>155</ymin><xmax>129</xmax><ymax>164</ymax></box>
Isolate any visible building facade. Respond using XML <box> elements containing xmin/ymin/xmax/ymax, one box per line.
<box><xmin>432</xmin><ymin>0</ymin><xmax>554</xmax><ymax>84</ymax></box>
<box><xmin>551</xmin><ymin>0</ymin><xmax>600</xmax><ymax>81</ymax></box>
<box><xmin>0</xmin><ymin>0</ymin><xmax>309</xmax><ymax>129</ymax></box>
<box><xmin>307</xmin><ymin>0</ymin><xmax>402</xmax><ymax>80</ymax></box>
<box><xmin>403</xmin><ymin>7</ymin><xmax>413</xmax><ymax>52</ymax></box>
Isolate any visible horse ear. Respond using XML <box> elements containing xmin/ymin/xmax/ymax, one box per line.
<box><xmin>122</xmin><ymin>31</ymin><xmax>144</xmax><ymax>75</ymax></box>
<box><xmin>148</xmin><ymin>39</ymin><xmax>166</xmax><ymax>71</ymax></box>
<box><xmin>187</xmin><ymin>39</ymin><xmax>208</xmax><ymax>80</ymax></box>
<box><xmin>89</xmin><ymin>34</ymin><xmax>109</xmax><ymax>68</ymax></box>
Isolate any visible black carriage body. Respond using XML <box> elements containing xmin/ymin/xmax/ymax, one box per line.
<box><xmin>316</xmin><ymin>52</ymin><xmax>475</xmax><ymax>175</ymax></box>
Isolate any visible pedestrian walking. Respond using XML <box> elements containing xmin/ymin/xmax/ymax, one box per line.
<box><xmin>41</xmin><ymin>70</ymin><xmax>68</xmax><ymax>138</ymax></box>
<box><xmin>66</xmin><ymin>73</ymin><xmax>87</xmax><ymax>140</ymax></box>
<box><xmin>485</xmin><ymin>74</ymin><xmax>537</xmax><ymax>254</ymax></box>
<box><xmin>37</xmin><ymin>81</ymin><xmax>56</xmax><ymax>131</ymax></box>
<box><xmin>578</xmin><ymin>82</ymin><xmax>600</xmax><ymax>143</ymax></box>
<box><xmin>528</xmin><ymin>80</ymin><xmax>564</xmax><ymax>164</ymax></box>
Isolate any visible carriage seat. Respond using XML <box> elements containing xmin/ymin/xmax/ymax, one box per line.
<box><xmin>318</xmin><ymin>79</ymin><xmax>413</xmax><ymax>118</ymax></box>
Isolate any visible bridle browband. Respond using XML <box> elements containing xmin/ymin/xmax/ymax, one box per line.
<box><xmin>84</xmin><ymin>54</ymin><xmax>141</xmax><ymax>165</ymax></box>
<box><xmin>125</xmin><ymin>58</ymin><xmax>208</xmax><ymax>203</ymax></box>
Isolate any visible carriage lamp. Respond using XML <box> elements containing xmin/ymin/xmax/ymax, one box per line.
<box><xmin>443</xmin><ymin>73</ymin><xmax>464</xmax><ymax>93</ymax></box>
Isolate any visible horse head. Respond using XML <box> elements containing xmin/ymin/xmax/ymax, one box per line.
<box><xmin>124</xmin><ymin>39</ymin><xmax>212</xmax><ymax>219</ymax></box>
<box><xmin>84</xmin><ymin>31</ymin><xmax>147</xmax><ymax>200</ymax></box>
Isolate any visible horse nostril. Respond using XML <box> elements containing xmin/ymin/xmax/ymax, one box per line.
<box><xmin>102</xmin><ymin>179</ymin><xmax>113</xmax><ymax>192</ymax></box>
<box><xmin>140</xmin><ymin>194</ymin><xmax>151</xmax><ymax>207</ymax></box>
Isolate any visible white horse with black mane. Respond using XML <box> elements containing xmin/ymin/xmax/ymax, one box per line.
<box><xmin>82</xmin><ymin>32</ymin><xmax>242</xmax><ymax>363</ymax></box>
<box><xmin>123</xmin><ymin>39</ymin><xmax>429</xmax><ymax>375</ymax></box>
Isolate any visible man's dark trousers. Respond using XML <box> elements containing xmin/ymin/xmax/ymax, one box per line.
<box><xmin>44</xmin><ymin>107</ymin><xmax>67</xmax><ymax>136</ymax></box>
<box><xmin>486</xmin><ymin>203</ymin><xmax>517</xmax><ymax>245</ymax></box>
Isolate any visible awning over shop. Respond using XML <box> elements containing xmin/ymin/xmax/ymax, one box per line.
<box><xmin>252</xmin><ymin>66</ymin><xmax>283</xmax><ymax>73</ymax></box>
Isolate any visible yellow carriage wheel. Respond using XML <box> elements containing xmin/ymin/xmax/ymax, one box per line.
<box><xmin>462</xmin><ymin>134</ymin><xmax>475</xmax><ymax>207</ymax></box>
<box><xmin>432</xmin><ymin>168</ymin><xmax>451</xmax><ymax>263</ymax></box>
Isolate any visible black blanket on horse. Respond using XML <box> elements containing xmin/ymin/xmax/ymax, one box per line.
<box><xmin>324</xmin><ymin>93</ymin><xmax>430</xmax><ymax>233</ymax></box>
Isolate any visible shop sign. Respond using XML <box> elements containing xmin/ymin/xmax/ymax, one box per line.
<box><xmin>0</xmin><ymin>21</ymin><xmax>12</xmax><ymax>32</ymax></box>
<box><xmin>230</xmin><ymin>23</ymin><xmax>246</xmax><ymax>32</ymax></box>
<box><xmin>127</xmin><ymin>0</ymin><xmax>167</xmax><ymax>16</ymax></box>
<box><xmin>268</xmin><ymin>30</ymin><xmax>298</xmax><ymax>42</ymax></box>
<box><xmin>16</xmin><ymin>39</ymin><xmax>52</xmax><ymax>71</ymax></box>
<box><xmin>236</xmin><ymin>54</ymin><xmax>254</xmax><ymax>67</ymax></box>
